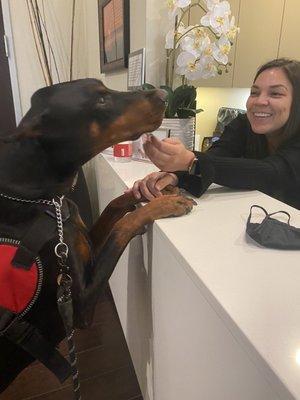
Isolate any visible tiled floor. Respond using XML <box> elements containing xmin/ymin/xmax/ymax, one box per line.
<box><xmin>1</xmin><ymin>287</ymin><xmax>142</xmax><ymax>400</ymax></box>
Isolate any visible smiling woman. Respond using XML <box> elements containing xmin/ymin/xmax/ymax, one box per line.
<box><xmin>129</xmin><ymin>58</ymin><xmax>300</xmax><ymax>211</ymax></box>
<box><xmin>246</xmin><ymin>68</ymin><xmax>293</xmax><ymax>144</ymax></box>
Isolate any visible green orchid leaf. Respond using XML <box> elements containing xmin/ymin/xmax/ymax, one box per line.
<box><xmin>176</xmin><ymin>107</ymin><xmax>196</xmax><ymax>118</ymax></box>
<box><xmin>160</xmin><ymin>85</ymin><xmax>175</xmax><ymax>118</ymax></box>
<box><xmin>141</xmin><ymin>83</ymin><xmax>200</xmax><ymax>119</ymax></box>
<box><xmin>172</xmin><ymin>85</ymin><xmax>197</xmax><ymax>117</ymax></box>
<box><xmin>141</xmin><ymin>83</ymin><xmax>156</xmax><ymax>90</ymax></box>
<box><xmin>160</xmin><ymin>85</ymin><xmax>173</xmax><ymax>95</ymax></box>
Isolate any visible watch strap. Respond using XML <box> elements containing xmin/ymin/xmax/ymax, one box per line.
<box><xmin>188</xmin><ymin>157</ymin><xmax>200</xmax><ymax>175</ymax></box>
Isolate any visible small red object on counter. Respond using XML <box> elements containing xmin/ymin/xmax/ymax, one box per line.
<box><xmin>113</xmin><ymin>141</ymin><xmax>133</xmax><ymax>161</ymax></box>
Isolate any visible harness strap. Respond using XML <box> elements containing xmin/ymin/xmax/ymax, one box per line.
<box><xmin>12</xmin><ymin>202</ymin><xmax>70</xmax><ymax>270</ymax></box>
<box><xmin>5</xmin><ymin>320</ymin><xmax>72</xmax><ymax>383</ymax></box>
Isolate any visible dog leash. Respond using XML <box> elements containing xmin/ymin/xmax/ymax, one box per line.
<box><xmin>53</xmin><ymin>196</ymin><xmax>82</xmax><ymax>400</ymax></box>
<box><xmin>0</xmin><ymin>192</ymin><xmax>82</xmax><ymax>400</ymax></box>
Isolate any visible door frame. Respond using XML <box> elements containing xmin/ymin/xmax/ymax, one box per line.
<box><xmin>1</xmin><ymin>0</ymin><xmax>22</xmax><ymax>124</ymax></box>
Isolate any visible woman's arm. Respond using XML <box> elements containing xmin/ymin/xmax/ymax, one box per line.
<box><xmin>175</xmin><ymin>114</ymin><xmax>249</xmax><ymax>196</ymax></box>
<box><xmin>177</xmin><ymin>135</ymin><xmax>300</xmax><ymax>209</ymax></box>
<box><xmin>178</xmin><ymin>152</ymin><xmax>288</xmax><ymax>199</ymax></box>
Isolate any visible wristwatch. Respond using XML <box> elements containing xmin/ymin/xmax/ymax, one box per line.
<box><xmin>187</xmin><ymin>157</ymin><xmax>199</xmax><ymax>175</ymax></box>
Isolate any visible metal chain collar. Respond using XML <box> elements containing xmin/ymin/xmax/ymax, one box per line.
<box><xmin>0</xmin><ymin>192</ymin><xmax>53</xmax><ymax>205</ymax></box>
<box><xmin>53</xmin><ymin>196</ymin><xmax>69</xmax><ymax>272</ymax></box>
<box><xmin>0</xmin><ymin>191</ymin><xmax>70</xmax><ymax>280</ymax></box>
<box><xmin>51</xmin><ymin>196</ymin><xmax>72</xmax><ymax>297</ymax></box>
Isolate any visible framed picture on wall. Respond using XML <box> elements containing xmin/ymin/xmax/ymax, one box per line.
<box><xmin>98</xmin><ymin>0</ymin><xmax>130</xmax><ymax>73</ymax></box>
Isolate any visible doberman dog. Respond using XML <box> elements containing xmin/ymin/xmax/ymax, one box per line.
<box><xmin>0</xmin><ymin>79</ymin><xmax>195</xmax><ymax>392</ymax></box>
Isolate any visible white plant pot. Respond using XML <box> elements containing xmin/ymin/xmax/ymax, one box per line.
<box><xmin>160</xmin><ymin>117</ymin><xmax>195</xmax><ymax>150</ymax></box>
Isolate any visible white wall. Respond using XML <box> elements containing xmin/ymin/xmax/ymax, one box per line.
<box><xmin>145</xmin><ymin>0</ymin><xmax>167</xmax><ymax>86</ymax></box>
<box><xmin>8</xmin><ymin>0</ymin><xmax>88</xmax><ymax>114</ymax></box>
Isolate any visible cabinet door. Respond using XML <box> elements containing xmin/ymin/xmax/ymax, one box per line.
<box><xmin>278</xmin><ymin>0</ymin><xmax>300</xmax><ymax>59</ymax></box>
<box><xmin>233</xmin><ymin>0</ymin><xmax>284</xmax><ymax>88</ymax></box>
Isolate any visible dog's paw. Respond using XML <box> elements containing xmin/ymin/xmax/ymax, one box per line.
<box><xmin>161</xmin><ymin>185</ymin><xmax>180</xmax><ymax>196</ymax></box>
<box><xmin>144</xmin><ymin>194</ymin><xmax>196</xmax><ymax>220</ymax></box>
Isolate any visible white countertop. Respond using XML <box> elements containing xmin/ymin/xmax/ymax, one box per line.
<box><xmin>100</xmin><ymin>154</ymin><xmax>300</xmax><ymax>399</ymax></box>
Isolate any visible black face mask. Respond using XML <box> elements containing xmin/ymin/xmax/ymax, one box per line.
<box><xmin>246</xmin><ymin>205</ymin><xmax>300</xmax><ymax>250</ymax></box>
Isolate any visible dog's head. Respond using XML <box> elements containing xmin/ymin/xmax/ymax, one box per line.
<box><xmin>15</xmin><ymin>79</ymin><xmax>167</xmax><ymax>168</ymax></box>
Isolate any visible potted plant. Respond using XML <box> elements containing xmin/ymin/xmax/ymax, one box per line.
<box><xmin>143</xmin><ymin>0</ymin><xmax>239</xmax><ymax>150</ymax></box>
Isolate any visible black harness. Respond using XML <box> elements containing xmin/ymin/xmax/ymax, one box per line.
<box><xmin>0</xmin><ymin>200</ymin><xmax>73</xmax><ymax>382</ymax></box>
<box><xmin>0</xmin><ymin>196</ymin><xmax>85</xmax><ymax>389</ymax></box>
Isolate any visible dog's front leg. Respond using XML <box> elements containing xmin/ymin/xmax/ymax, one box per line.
<box><xmin>80</xmin><ymin>195</ymin><xmax>195</xmax><ymax>318</ymax></box>
<box><xmin>89</xmin><ymin>192</ymin><xmax>141</xmax><ymax>255</ymax></box>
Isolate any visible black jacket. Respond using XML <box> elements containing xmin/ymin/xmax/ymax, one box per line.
<box><xmin>176</xmin><ymin>114</ymin><xmax>300</xmax><ymax>210</ymax></box>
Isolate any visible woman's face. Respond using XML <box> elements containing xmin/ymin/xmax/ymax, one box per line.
<box><xmin>246</xmin><ymin>67</ymin><xmax>293</xmax><ymax>136</ymax></box>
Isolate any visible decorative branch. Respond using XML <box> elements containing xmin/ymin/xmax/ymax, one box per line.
<box><xmin>26</xmin><ymin>0</ymin><xmax>49</xmax><ymax>85</ymax></box>
<box><xmin>30</xmin><ymin>0</ymin><xmax>53</xmax><ymax>85</ymax></box>
<box><xmin>70</xmin><ymin>0</ymin><xmax>76</xmax><ymax>81</ymax></box>
<box><xmin>26</xmin><ymin>0</ymin><xmax>77</xmax><ymax>85</ymax></box>
<box><xmin>35</xmin><ymin>2</ymin><xmax>61</xmax><ymax>83</ymax></box>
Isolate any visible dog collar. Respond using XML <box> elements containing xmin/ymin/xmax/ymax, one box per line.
<box><xmin>0</xmin><ymin>191</ymin><xmax>54</xmax><ymax>205</ymax></box>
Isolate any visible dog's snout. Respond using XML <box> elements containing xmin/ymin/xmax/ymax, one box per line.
<box><xmin>156</xmin><ymin>89</ymin><xmax>168</xmax><ymax>102</ymax></box>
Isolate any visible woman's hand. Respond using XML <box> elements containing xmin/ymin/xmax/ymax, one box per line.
<box><xmin>128</xmin><ymin>171</ymin><xmax>179</xmax><ymax>201</ymax></box>
<box><xmin>143</xmin><ymin>135</ymin><xmax>195</xmax><ymax>172</ymax></box>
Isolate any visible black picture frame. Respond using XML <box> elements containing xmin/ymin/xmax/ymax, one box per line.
<box><xmin>98</xmin><ymin>0</ymin><xmax>130</xmax><ymax>73</ymax></box>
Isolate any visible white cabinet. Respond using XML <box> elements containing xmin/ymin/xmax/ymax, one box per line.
<box><xmin>278</xmin><ymin>0</ymin><xmax>300</xmax><ymax>60</ymax></box>
<box><xmin>195</xmin><ymin>0</ymin><xmax>300</xmax><ymax>88</ymax></box>
<box><xmin>233</xmin><ymin>0</ymin><xmax>285</xmax><ymax>87</ymax></box>
<box><xmin>96</xmin><ymin>154</ymin><xmax>300</xmax><ymax>400</ymax></box>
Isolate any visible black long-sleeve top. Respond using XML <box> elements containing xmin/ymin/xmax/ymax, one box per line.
<box><xmin>176</xmin><ymin>114</ymin><xmax>300</xmax><ymax>210</ymax></box>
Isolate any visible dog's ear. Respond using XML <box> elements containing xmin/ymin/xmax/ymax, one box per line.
<box><xmin>9</xmin><ymin>109</ymin><xmax>49</xmax><ymax>141</ymax></box>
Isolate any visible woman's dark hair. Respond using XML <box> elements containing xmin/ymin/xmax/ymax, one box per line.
<box><xmin>254</xmin><ymin>58</ymin><xmax>300</xmax><ymax>140</ymax></box>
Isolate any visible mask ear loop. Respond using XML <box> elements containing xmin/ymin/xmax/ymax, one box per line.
<box><xmin>247</xmin><ymin>205</ymin><xmax>268</xmax><ymax>224</ymax></box>
<box><xmin>268</xmin><ymin>210</ymin><xmax>291</xmax><ymax>225</ymax></box>
<box><xmin>248</xmin><ymin>205</ymin><xmax>291</xmax><ymax>225</ymax></box>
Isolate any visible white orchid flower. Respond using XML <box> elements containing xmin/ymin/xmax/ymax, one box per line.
<box><xmin>212</xmin><ymin>34</ymin><xmax>231</xmax><ymax>64</ymax></box>
<box><xmin>198</xmin><ymin>55</ymin><xmax>218</xmax><ymax>79</ymax></box>
<box><xmin>226</xmin><ymin>16</ymin><xmax>240</xmax><ymax>41</ymax></box>
<box><xmin>180</xmin><ymin>36</ymin><xmax>202</xmax><ymax>57</ymax></box>
<box><xmin>164</xmin><ymin>0</ymin><xmax>238</xmax><ymax>85</ymax></box>
<box><xmin>181</xmin><ymin>34</ymin><xmax>212</xmax><ymax>58</ymax></box>
<box><xmin>210</xmin><ymin>2</ymin><xmax>231</xmax><ymax>35</ymax></box>
<box><xmin>204</xmin><ymin>0</ymin><xmax>220</xmax><ymax>11</ymax></box>
<box><xmin>176</xmin><ymin>51</ymin><xmax>204</xmax><ymax>80</ymax></box>
<box><xmin>181</xmin><ymin>26</ymin><xmax>208</xmax><ymax>43</ymax></box>
<box><xmin>200</xmin><ymin>10</ymin><xmax>211</xmax><ymax>27</ymax></box>
<box><xmin>176</xmin><ymin>0</ymin><xmax>192</xmax><ymax>6</ymax></box>
<box><xmin>176</xmin><ymin>51</ymin><xmax>218</xmax><ymax>80</ymax></box>
<box><xmin>193</xmin><ymin>27</ymin><xmax>208</xmax><ymax>40</ymax></box>
<box><xmin>201</xmin><ymin>1</ymin><xmax>231</xmax><ymax>36</ymax></box>
<box><xmin>167</xmin><ymin>0</ymin><xmax>192</xmax><ymax>19</ymax></box>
